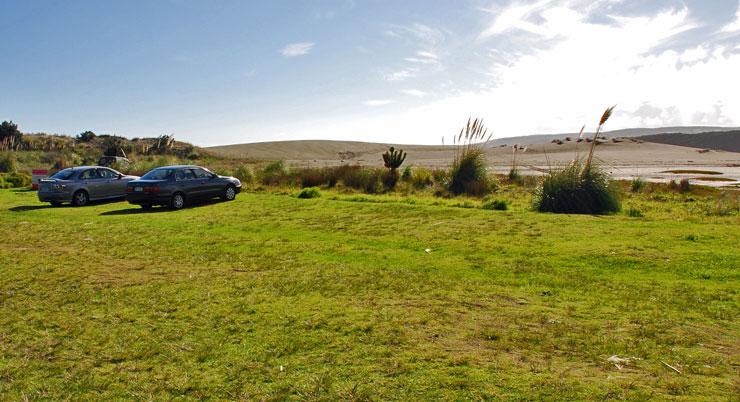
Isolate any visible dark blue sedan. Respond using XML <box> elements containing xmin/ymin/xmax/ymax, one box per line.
<box><xmin>126</xmin><ymin>165</ymin><xmax>241</xmax><ymax>210</ymax></box>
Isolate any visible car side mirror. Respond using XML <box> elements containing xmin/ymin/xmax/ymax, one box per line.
<box><xmin>118</xmin><ymin>174</ymin><xmax>124</xmax><ymax>179</ymax></box>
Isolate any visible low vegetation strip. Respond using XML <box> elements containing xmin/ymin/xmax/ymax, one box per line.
<box><xmin>0</xmin><ymin>188</ymin><xmax>738</xmax><ymax>400</ymax></box>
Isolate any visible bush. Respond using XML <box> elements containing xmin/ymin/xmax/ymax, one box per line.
<box><xmin>411</xmin><ymin>168</ymin><xmax>434</xmax><ymax>189</ymax></box>
<box><xmin>261</xmin><ymin>160</ymin><xmax>289</xmax><ymax>186</ymax></box>
<box><xmin>668</xmin><ymin>179</ymin><xmax>692</xmax><ymax>193</ymax></box>
<box><xmin>508</xmin><ymin>168</ymin><xmax>522</xmax><ymax>184</ymax></box>
<box><xmin>0</xmin><ymin>152</ymin><xmax>17</xmax><ymax>173</ymax></box>
<box><xmin>482</xmin><ymin>199</ymin><xmax>508</xmax><ymax>211</ymax></box>
<box><xmin>630</xmin><ymin>177</ymin><xmax>645</xmax><ymax>193</ymax></box>
<box><xmin>533</xmin><ymin>162</ymin><xmax>621</xmax><ymax>214</ymax></box>
<box><xmin>626</xmin><ymin>207</ymin><xmax>644</xmax><ymax>217</ymax></box>
<box><xmin>345</xmin><ymin>168</ymin><xmax>383</xmax><ymax>193</ymax></box>
<box><xmin>297</xmin><ymin>187</ymin><xmax>321</xmax><ymax>199</ymax></box>
<box><xmin>234</xmin><ymin>164</ymin><xmax>255</xmax><ymax>185</ymax></box>
<box><xmin>449</xmin><ymin>149</ymin><xmax>490</xmax><ymax>196</ymax></box>
<box><xmin>0</xmin><ymin>172</ymin><xmax>31</xmax><ymax>188</ymax></box>
<box><xmin>401</xmin><ymin>166</ymin><xmax>412</xmax><ymax>182</ymax></box>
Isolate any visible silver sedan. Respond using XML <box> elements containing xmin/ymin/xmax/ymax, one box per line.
<box><xmin>38</xmin><ymin>166</ymin><xmax>140</xmax><ymax>206</ymax></box>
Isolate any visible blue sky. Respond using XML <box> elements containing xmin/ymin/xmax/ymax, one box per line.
<box><xmin>1</xmin><ymin>0</ymin><xmax>739</xmax><ymax>146</ymax></box>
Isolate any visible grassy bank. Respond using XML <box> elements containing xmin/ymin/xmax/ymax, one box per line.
<box><xmin>0</xmin><ymin>188</ymin><xmax>738</xmax><ymax>400</ymax></box>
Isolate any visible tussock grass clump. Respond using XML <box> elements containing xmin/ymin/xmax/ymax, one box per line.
<box><xmin>534</xmin><ymin>106</ymin><xmax>621</xmax><ymax>215</ymax></box>
<box><xmin>482</xmin><ymin>198</ymin><xmax>508</xmax><ymax>211</ymax></box>
<box><xmin>533</xmin><ymin>162</ymin><xmax>620</xmax><ymax>215</ymax></box>
<box><xmin>630</xmin><ymin>177</ymin><xmax>645</xmax><ymax>193</ymax></box>
<box><xmin>448</xmin><ymin>118</ymin><xmax>493</xmax><ymax>196</ymax></box>
<box><xmin>261</xmin><ymin>160</ymin><xmax>289</xmax><ymax>186</ymax></box>
<box><xmin>297</xmin><ymin>187</ymin><xmax>321</xmax><ymax>199</ymax></box>
<box><xmin>626</xmin><ymin>207</ymin><xmax>644</xmax><ymax>217</ymax></box>
<box><xmin>0</xmin><ymin>152</ymin><xmax>17</xmax><ymax>173</ymax></box>
<box><xmin>669</xmin><ymin>179</ymin><xmax>691</xmax><ymax>193</ymax></box>
<box><xmin>234</xmin><ymin>164</ymin><xmax>255</xmax><ymax>185</ymax></box>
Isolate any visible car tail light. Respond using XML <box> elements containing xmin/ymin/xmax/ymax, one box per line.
<box><xmin>144</xmin><ymin>186</ymin><xmax>160</xmax><ymax>193</ymax></box>
<box><xmin>126</xmin><ymin>187</ymin><xmax>133</xmax><ymax>193</ymax></box>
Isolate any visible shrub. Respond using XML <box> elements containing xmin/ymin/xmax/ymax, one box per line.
<box><xmin>76</xmin><ymin>131</ymin><xmax>96</xmax><ymax>142</ymax></box>
<box><xmin>411</xmin><ymin>168</ymin><xmax>434</xmax><ymax>189</ymax></box>
<box><xmin>0</xmin><ymin>152</ymin><xmax>17</xmax><ymax>173</ymax></box>
<box><xmin>401</xmin><ymin>166</ymin><xmax>412</xmax><ymax>182</ymax></box>
<box><xmin>626</xmin><ymin>207</ymin><xmax>644</xmax><ymax>217</ymax></box>
<box><xmin>0</xmin><ymin>172</ymin><xmax>31</xmax><ymax>188</ymax></box>
<box><xmin>261</xmin><ymin>160</ymin><xmax>289</xmax><ymax>186</ymax></box>
<box><xmin>450</xmin><ymin>148</ymin><xmax>489</xmax><ymax>196</ymax></box>
<box><xmin>234</xmin><ymin>164</ymin><xmax>255</xmax><ymax>185</ymax></box>
<box><xmin>533</xmin><ymin>162</ymin><xmax>621</xmax><ymax>214</ymax></box>
<box><xmin>630</xmin><ymin>177</ymin><xmax>645</xmax><ymax>193</ymax></box>
<box><xmin>349</xmin><ymin>169</ymin><xmax>383</xmax><ymax>194</ymax></box>
<box><xmin>448</xmin><ymin>118</ymin><xmax>492</xmax><ymax>196</ymax></box>
<box><xmin>482</xmin><ymin>198</ymin><xmax>508</xmax><ymax>211</ymax></box>
<box><xmin>508</xmin><ymin>168</ymin><xmax>522</xmax><ymax>184</ymax></box>
<box><xmin>297</xmin><ymin>187</ymin><xmax>321</xmax><ymax>199</ymax></box>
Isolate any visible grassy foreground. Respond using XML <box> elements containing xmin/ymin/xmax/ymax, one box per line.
<box><xmin>0</xmin><ymin>188</ymin><xmax>738</xmax><ymax>400</ymax></box>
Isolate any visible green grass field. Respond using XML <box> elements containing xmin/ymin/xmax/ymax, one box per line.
<box><xmin>1</xmin><ymin>187</ymin><xmax>738</xmax><ymax>400</ymax></box>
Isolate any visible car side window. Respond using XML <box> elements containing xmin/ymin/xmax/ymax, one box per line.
<box><xmin>176</xmin><ymin>169</ymin><xmax>195</xmax><ymax>181</ymax></box>
<box><xmin>192</xmin><ymin>168</ymin><xmax>209</xmax><ymax>179</ymax></box>
<box><xmin>80</xmin><ymin>169</ymin><xmax>98</xmax><ymax>180</ymax></box>
<box><xmin>98</xmin><ymin>169</ymin><xmax>117</xmax><ymax>179</ymax></box>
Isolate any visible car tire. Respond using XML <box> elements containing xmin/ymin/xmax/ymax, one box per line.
<box><xmin>170</xmin><ymin>193</ymin><xmax>185</xmax><ymax>210</ymax></box>
<box><xmin>223</xmin><ymin>185</ymin><xmax>237</xmax><ymax>201</ymax></box>
<box><xmin>50</xmin><ymin>201</ymin><xmax>62</xmax><ymax>207</ymax></box>
<box><xmin>72</xmin><ymin>190</ymin><xmax>89</xmax><ymax>207</ymax></box>
<box><xmin>140</xmin><ymin>204</ymin><xmax>153</xmax><ymax>210</ymax></box>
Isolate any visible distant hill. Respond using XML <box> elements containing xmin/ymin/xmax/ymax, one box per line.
<box><xmin>636</xmin><ymin>131</ymin><xmax>740</xmax><ymax>153</ymax></box>
<box><xmin>490</xmin><ymin>126</ymin><xmax>739</xmax><ymax>146</ymax></box>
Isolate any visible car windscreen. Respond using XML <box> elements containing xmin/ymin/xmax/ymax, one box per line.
<box><xmin>50</xmin><ymin>169</ymin><xmax>76</xmax><ymax>180</ymax></box>
<box><xmin>141</xmin><ymin>169</ymin><xmax>173</xmax><ymax>180</ymax></box>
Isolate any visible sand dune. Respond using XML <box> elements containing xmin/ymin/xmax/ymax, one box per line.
<box><xmin>207</xmin><ymin>138</ymin><xmax>740</xmax><ymax>186</ymax></box>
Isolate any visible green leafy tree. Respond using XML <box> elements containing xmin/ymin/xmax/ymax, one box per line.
<box><xmin>0</xmin><ymin>121</ymin><xmax>23</xmax><ymax>151</ymax></box>
<box><xmin>76</xmin><ymin>130</ymin><xmax>97</xmax><ymax>142</ymax></box>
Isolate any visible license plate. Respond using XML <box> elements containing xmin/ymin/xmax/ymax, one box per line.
<box><xmin>135</xmin><ymin>187</ymin><xmax>143</xmax><ymax>192</ymax></box>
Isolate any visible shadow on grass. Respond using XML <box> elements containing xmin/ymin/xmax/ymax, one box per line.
<box><xmin>100</xmin><ymin>198</ymin><xmax>226</xmax><ymax>216</ymax></box>
<box><xmin>9</xmin><ymin>198</ymin><xmax>127</xmax><ymax>212</ymax></box>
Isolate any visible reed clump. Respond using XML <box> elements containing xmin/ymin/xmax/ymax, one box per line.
<box><xmin>447</xmin><ymin>118</ymin><xmax>494</xmax><ymax>196</ymax></box>
<box><xmin>533</xmin><ymin>106</ymin><xmax>621</xmax><ymax>215</ymax></box>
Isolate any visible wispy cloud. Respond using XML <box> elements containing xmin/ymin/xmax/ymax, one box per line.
<box><xmin>721</xmin><ymin>2</ymin><xmax>740</xmax><ymax>32</ymax></box>
<box><xmin>280</xmin><ymin>42</ymin><xmax>315</xmax><ymax>57</ymax></box>
<box><xmin>479</xmin><ymin>0</ymin><xmax>556</xmax><ymax>39</ymax></box>
<box><xmin>363</xmin><ymin>99</ymin><xmax>394</xmax><ymax>106</ymax></box>
<box><xmin>384</xmin><ymin>68</ymin><xmax>418</xmax><ymax>81</ymax></box>
<box><xmin>401</xmin><ymin>89</ymin><xmax>427</xmax><ymax>97</ymax></box>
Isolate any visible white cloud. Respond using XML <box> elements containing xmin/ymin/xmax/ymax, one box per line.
<box><xmin>280</xmin><ymin>42</ymin><xmax>315</xmax><ymax>57</ymax></box>
<box><xmin>721</xmin><ymin>2</ymin><xmax>740</xmax><ymax>32</ymax></box>
<box><xmin>401</xmin><ymin>89</ymin><xmax>428</xmax><ymax>97</ymax></box>
<box><xmin>480</xmin><ymin>0</ymin><xmax>556</xmax><ymax>38</ymax></box>
<box><xmin>384</xmin><ymin>68</ymin><xmax>418</xmax><ymax>81</ymax></box>
<box><xmin>262</xmin><ymin>4</ymin><xmax>738</xmax><ymax>144</ymax></box>
<box><xmin>363</xmin><ymin>100</ymin><xmax>394</xmax><ymax>106</ymax></box>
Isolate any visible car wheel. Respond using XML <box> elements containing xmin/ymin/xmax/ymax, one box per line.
<box><xmin>50</xmin><ymin>201</ymin><xmax>62</xmax><ymax>207</ymax></box>
<box><xmin>170</xmin><ymin>193</ymin><xmax>185</xmax><ymax>210</ymax></box>
<box><xmin>140</xmin><ymin>204</ymin><xmax>153</xmax><ymax>210</ymax></box>
<box><xmin>223</xmin><ymin>185</ymin><xmax>237</xmax><ymax>201</ymax></box>
<box><xmin>72</xmin><ymin>190</ymin><xmax>89</xmax><ymax>207</ymax></box>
